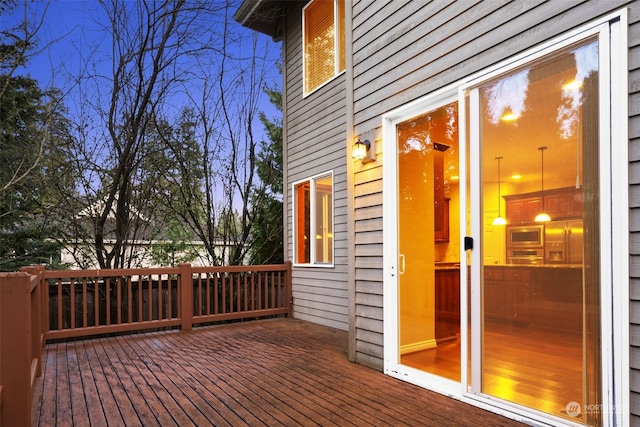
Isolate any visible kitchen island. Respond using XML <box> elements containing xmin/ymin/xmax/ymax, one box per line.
<box><xmin>435</xmin><ymin>264</ymin><xmax>583</xmax><ymax>339</ymax></box>
<box><xmin>484</xmin><ymin>264</ymin><xmax>583</xmax><ymax>333</ymax></box>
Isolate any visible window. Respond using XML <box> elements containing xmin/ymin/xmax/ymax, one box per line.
<box><xmin>303</xmin><ymin>0</ymin><xmax>345</xmax><ymax>95</ymax></box>
<box><xmin>294</xmin><ymin>173</ymin><xmax>333</xmax><ymax>265</ymax></box>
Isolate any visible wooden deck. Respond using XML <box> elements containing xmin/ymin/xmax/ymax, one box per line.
<box><xmin>32</xmin><ymin>319</ymin><xmax>526</xmax><ymax>426</ymax></box>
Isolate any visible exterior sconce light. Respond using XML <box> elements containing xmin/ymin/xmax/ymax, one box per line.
<box><xmin>501</xmin><ymin>107</ymin><xmax>520</xmax><ymax>122</ymax></box>
<box><xmin>352</xmin><ymin>137</ymin><xmax>375</xmax><ymax>163</ymax></box>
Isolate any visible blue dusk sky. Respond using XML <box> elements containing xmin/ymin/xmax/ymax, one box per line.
<box><xmin>1</xmin><ymin>0</ymin><xmax>282</xmax><ymax>128</ymax></box>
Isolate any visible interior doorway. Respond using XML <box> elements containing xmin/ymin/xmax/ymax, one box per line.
<box><xmin>396</xmin><ymin>99</ymin><xmax>461</xmax><ymax>383</ymax></box>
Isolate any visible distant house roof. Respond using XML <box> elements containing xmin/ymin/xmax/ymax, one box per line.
<box><xmin>233</xmin><ymin>0</ymin><xmax>288</xmax><ymax>41</ymax></box>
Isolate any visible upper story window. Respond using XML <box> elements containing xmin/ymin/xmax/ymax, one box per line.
<box><xmin>293</xmin><ymin>172</ymin><xmax>334</xmax><ymax>266</ymax></box>
<box><xmin>303</xmin><ymin>0</ymin><xmax>345</xmax><ymax>95</ymax></box>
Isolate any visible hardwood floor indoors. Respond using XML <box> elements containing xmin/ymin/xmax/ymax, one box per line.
<box><xmin>401</xmin><ymin>321</ymin><xmax>584</xmax><ymax>423</ymax></box>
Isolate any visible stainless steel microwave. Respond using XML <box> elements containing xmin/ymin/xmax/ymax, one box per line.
<box><xmin>507</xmin><ymin>224</ymin><xmax>544</xmax><ymax>248</ymax></box>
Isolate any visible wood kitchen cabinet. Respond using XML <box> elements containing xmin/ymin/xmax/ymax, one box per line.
<box><xmin>483</xmin><ymin>267</ymin><xmax>530</xmax><ymax>324</ymax></box>
<box><xmin>484</xmin><ymin>266</ymin><xmax>584</xmax><ymax>331</ymax></box>
<box><xmin>545</xmin><ymin>189</ymin><xmax>583</xmax><ymax>218</ymax></box>
<box><xmin>483</xmin><ymin>267</ymin><xmax>504</xmax><ymax>320</ymax></box>
<box><xmin>505</xmin><ymin>197</ymin><xmax>541</xmax><ymax>224</ymax></box>
<box><xmin>435</xmin><ymin>267</ymin><xmax>460</xmax><ymax>341</ymax></box>
<box><xmin>505</xmin><ymin>187</ymin><xmax>582</xmax><ymax>223</ymax></box>
<box><xmin>503</xmin><ymin>269</ymin><xmax>530</xmax><ymax>323</ymax></box>
<box><xmin>529</xmin><ymin>267</ymin><xmax>582</xmax><ymax>333</ymax></box>
<box><xmin>435</xmin><ymin>198</ymin><xmax>450</xmax><ymax>242</ymax></box>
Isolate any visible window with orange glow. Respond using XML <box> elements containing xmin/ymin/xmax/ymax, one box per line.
<box><xmin>293</xmin><ymin>173</ymin><xmax>333</xmax><ymax>265</ymax></box>
<box><xmin>303</xmin><ymin>0</ymin><xmax>345</xmax><ymax>95</ymax></box>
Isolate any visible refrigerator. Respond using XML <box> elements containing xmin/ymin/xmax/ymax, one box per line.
<box><xmin>544</xmin><ymin>220</ymin><xmax>583</xmax><ymax>264</ymax></box>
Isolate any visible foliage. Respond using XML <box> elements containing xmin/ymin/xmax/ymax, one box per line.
<box><xmin>249</xmin><ymin>82</ymin><xmax>283</xmax><ymax>265</ymax></box>
<box><xmin>1</xmin><ymin>0</ymin><xmax>283</xmax><ymax>270</ymax></box>
<box><xmin>54</xmin><ymin>0</ymin><xmax>232</xmax><ymax>269</ymax></box>
<box><xmin>0</xmin><ymin>74</ymin><xmax>72</xmax><ymax>270</ymax></box>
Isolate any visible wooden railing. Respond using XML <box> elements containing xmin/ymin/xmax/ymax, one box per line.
<box><xmin>0</xmin><ymin>262</ymin><xmax>292</xmax><ymax>426</ymax></box>
<box><xmin>43</xmin><ymin>262</ymin><xmax>292</xmax><ymax>340</ymax></box>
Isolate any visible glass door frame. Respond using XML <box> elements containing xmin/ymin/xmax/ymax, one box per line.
<box><xmin>382</xmin><ymin>10</ymin><xmax>628</xmax><ymax>426</ymax></box>
<box><xmin>382</xmin><ymin>89</ymin><xmax>462</xmax><ymax>398</ymax></box>
<box><xmin>460</xmin><ymin>18</ymin><xmax>626</xmax><ymax>427</ymax></box>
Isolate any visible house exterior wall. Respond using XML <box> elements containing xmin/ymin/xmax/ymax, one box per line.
<box><xmin>283</xmin><ymin>2</ymin><xmax>350</xmax><ymax>331</ymax></box>
<box><xmin>346</xmin><ymin>0</ymin><xmax>638</xmax><ymax>421</ymax></box>
<box><xmin>270</xmin><ymin>0</ymin><xmax>639</xmax><ymax>422</ymax></box>
<box><xmin>629</xmin><ymin>1</ymin><xmax>640</xmax><ymax>422</ymax></box>
<box><xmin>351</xmin><ymin>0</ymin><xmax>633</xmax><ymax>364</ymax></box>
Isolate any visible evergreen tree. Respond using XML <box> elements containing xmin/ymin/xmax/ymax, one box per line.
<box><xmin>250</xmin><ymin>84</ymin><xmax>283</xmax><ymax>265</ymax></box>
<box><xmin>0</xmin><ymin>75</ymin><xmax>71</xmax><ymax>270</ymax></box>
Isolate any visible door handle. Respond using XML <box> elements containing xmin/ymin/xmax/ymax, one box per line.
<box><xmin>464</xmin><ymin>236</ymin><xmax>474</xmax><ymax>251</ymax></box>
<box><xmin>399</xmin><ymin>254</ymin><xmax>406</xmax><ymax>275</ymax></box>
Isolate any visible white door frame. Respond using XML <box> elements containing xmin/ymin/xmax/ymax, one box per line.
<box><xmin>382</xmin><ymin>88</ymin><xmax>461</xmax><ymax>397</ymax></box>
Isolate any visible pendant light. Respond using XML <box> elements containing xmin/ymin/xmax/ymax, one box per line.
<box><xmin>492</xmin><ymin>156</ymin><xmax>507</xmax><ymax>226</ymax></box>
<box><xmin>534</xmin><ymin>146</ymin><xmax>551</xmax><ymax>223</ymax></box>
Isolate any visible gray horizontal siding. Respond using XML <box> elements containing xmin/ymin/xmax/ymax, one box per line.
<box><xmin>629</xmin><ymin>1</ymin><xmax>640</xmax><ymax>422</ymax></box>
<box><xmin>353</xmin><ymin>0</ymin><xmax>621</xmax><ymax>129</ymax></box>
<box><xmin>353</xmin><ymin>157</ymin><xmax>383</xmax><ymax>366</ymax></box>
<box><xmin>284</xmin><ymin>1</ymin><xmax>349</xmax><ymax>332</ymax></box>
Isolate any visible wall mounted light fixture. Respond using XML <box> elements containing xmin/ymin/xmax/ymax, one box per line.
<box><xmin>352</xmin><ymin>137</ymin><xmax>375</xmax><ymax>163</ymax></box>
<box><xmin>501</xmin><ymin>107</ymin><xmax>520</xmax><ymax>122</ymax></box>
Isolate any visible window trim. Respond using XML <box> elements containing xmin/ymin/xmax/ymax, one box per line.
<box><xmin>302</xmin><ymin>0</ymin><xmax>345</xmax><ymax>97</ymax></box>
<box><xmin>292</xmin><ymin>171</ymin><xmax>335</xmax><ymax>267</ymax></box>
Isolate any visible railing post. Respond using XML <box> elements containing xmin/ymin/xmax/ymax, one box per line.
<box><xmin>0</xmin><ymin>272</ymin><xmax>36</xmax><ymax>427</ymax></box>
<box><xmin>285</xmin><ymin>261</ymin><xmax>293</xmax><ymax>318</ymax></box>
<box><xmin>20</xmin><ymin>265</ymin><xmax>45</xmax><ymax>367</ymax></box>
<box><xmin>179</xmin><ymin>263</ymin><xmax>193</xmax><ymax>331</ymax></box>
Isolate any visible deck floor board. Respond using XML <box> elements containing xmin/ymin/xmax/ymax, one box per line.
<box><xmin>32</xmin><ymin>319</ymin><xmax>528</xmax><ymax>426</ymax></box>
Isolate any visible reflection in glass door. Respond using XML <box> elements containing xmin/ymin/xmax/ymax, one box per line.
<box><xmin>396</xmin><ymin>101</ymin><xmax>461</xmax><ymax>382</ymax></box>
<box><xmin>475</xmin><ymin>38</ymin><xmax>601</xmax><ymax>425</ymax></box>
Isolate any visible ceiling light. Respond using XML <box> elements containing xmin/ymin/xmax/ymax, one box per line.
<box><xmin>492</xmin><ymin>156</ymin><xmax>507</xmax><ymax>226</ymax></box>
<box><xmin>534</xmin><ymin>146</ymin><xmax>551</xmax><ymax>223</ymax></box>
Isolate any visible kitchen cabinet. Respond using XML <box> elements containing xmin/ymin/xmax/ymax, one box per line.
<box><xmin>505</xmin><ymin>187</ymin><xmax>582</xmax><ymax>224</ymax></box>
<box><xmin>484</xmin><ymin>266</ymin><xmax>583</xmax><ymax>332</ymax></box>
<box><xmin>483</xmin><ymin>267</ymin><xmax>504</xmax><ymax>320</ymax></box>
<box><xmin>435</xmin><ymin>198</ymin><xmax>450</xmax><ymax>242</ymax></box>
<box><xmin>434</xmin><ymin>142</ymin><xmax>450</xmax><ymax>242</ymax></box>
<box><xmin>435</xmin><ymin>267</ymin><xmax>459</xmax><ymax>341</ymax></box>
<box><xmin>504</xmin><ymin>269</ymin><xmax>530</xmax><ymax>323</ymax></box>
<box><xmin>529</xmin><ymin>267</ymin><xmax>582</xmax><ymax>333</ymax></box>
<box><xmin>545</xmin><ymin>189</ymin><xmax>582</xmax><ymax>219</ymax></box>
<box><xmin>505</xmin><ymin>197</ymin><xmax>541</xmax><ymax>224</ymax></box>
<box><xmin>483</xmin><ymin>267</ymin><xmax>530</xmax><ymax>324</ymax></box>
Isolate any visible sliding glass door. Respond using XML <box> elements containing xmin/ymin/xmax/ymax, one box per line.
<box><xmin>384</xmin><ymin>18</ymin><xmax>623</xmax><ymax>426</ymax></box>
<box><xmin>469</xmin><ymin>37</ymin><xmax>601</xmax><ymax>425</ymax></box>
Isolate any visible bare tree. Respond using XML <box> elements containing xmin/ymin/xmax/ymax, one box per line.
<box><xmin>164</xmin><ymin>11</ymin><xmax>278</xmax><ymax>266</ymax></box>
<box><xmin>59</xmin><ymin>0</ymin><xmax>227</xmax><ymax>269</ymax></box>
